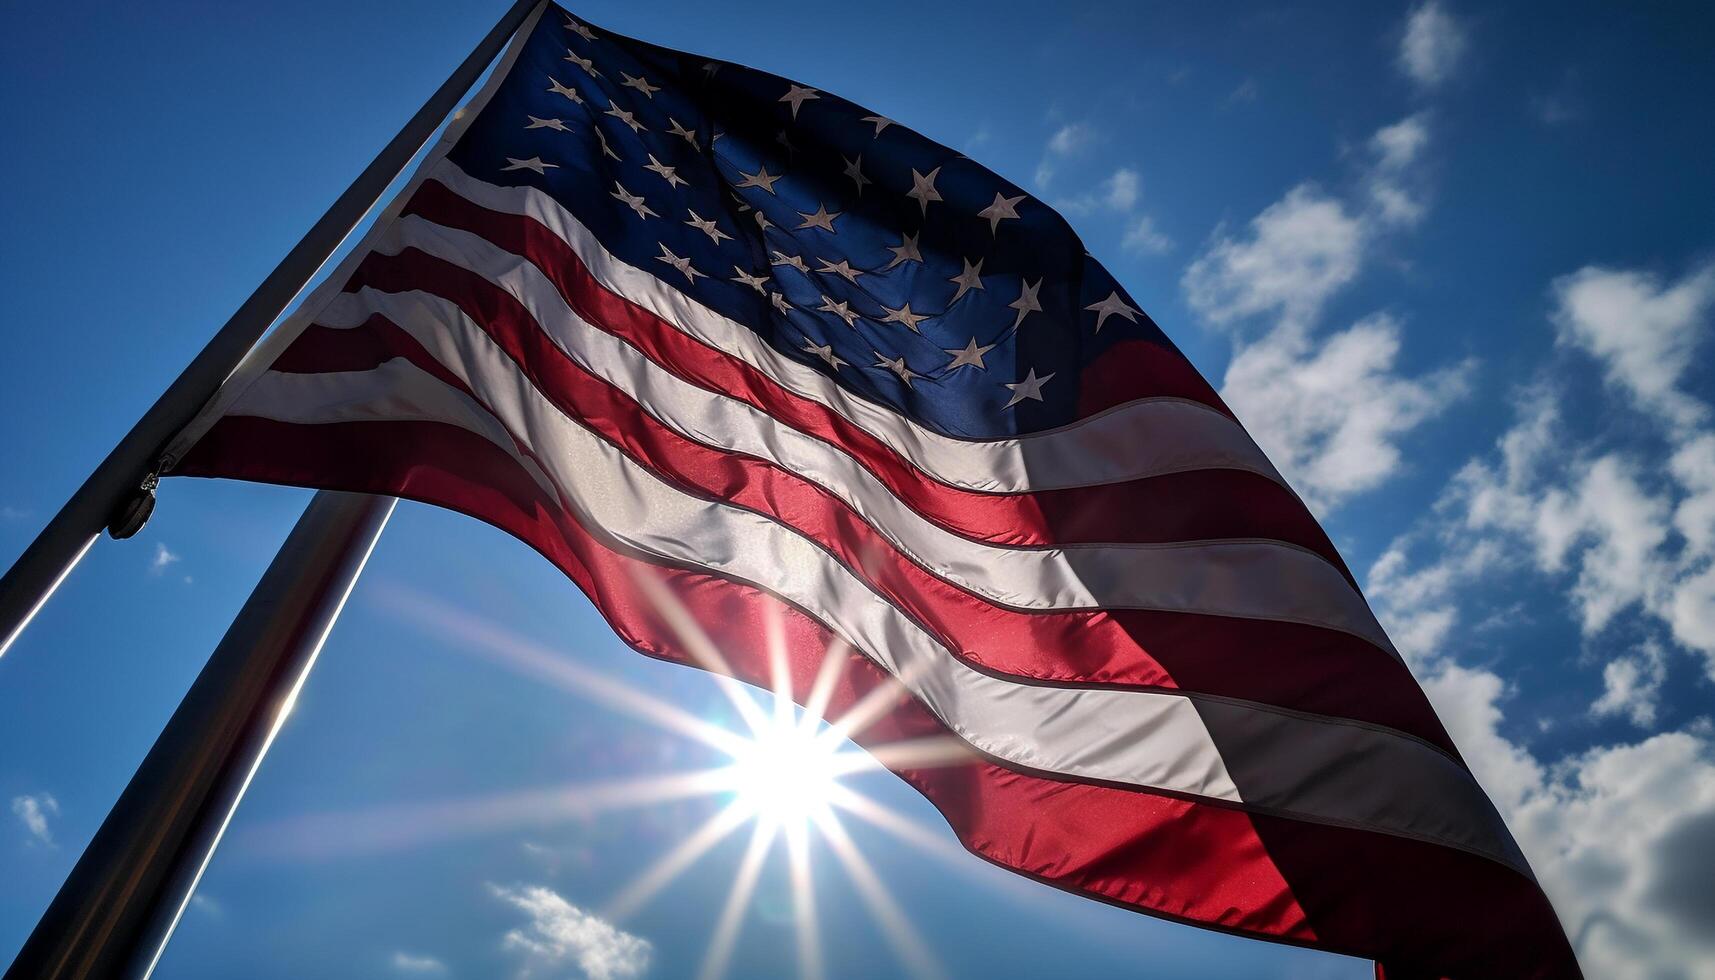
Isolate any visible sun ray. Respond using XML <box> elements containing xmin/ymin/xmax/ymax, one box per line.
<box><xmin>627</xmin><ymin>567</ymin><xmax>774</xmax><ymax>738</ymax></box>
<box><xmin>829</xmin><ymin>735</ymin><xmax>976</xmax><ymax>777</ymax></box>
<box><xmin>697</xmin><ymin>820</ymin><xmax>777</xmax><ymax>980</ymax></box>
<box><xmin>826</xmin><ymin>783</ymin><xmax>978</xmax><ymax>869</ymax></box>
<box><xmin>798</xmin><ymin>637</ymin><xmax>853</xmax><ymax>735</ymax></box>
<box><xmin>243</xmin><ymin>769</ymin><xmax>734</xmax><ymax>861</ymax></box>
<box><xmin>784</xmin><ymin>817</ymin><xmax>825</xmax><ymax>980</ymax></box>
<box><xmin>377</xmin><ymin>583</ymin><xmax>753</xmax><ymax>757</ymax></box>
<box><xmin>605</xmin><ymin>799</ymin><xmax>756</xmax><ymax>921</ymax></box>
<box><xmin>814</xmin><ymin>808</ymin><xmax>948</xmax><ymax>980</ymax></box>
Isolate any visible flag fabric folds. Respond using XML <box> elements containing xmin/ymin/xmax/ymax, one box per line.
<box><xmin>164</xmin><ymin>6</ymin><xmax>1580</xmax><ymax>976</ymax></box>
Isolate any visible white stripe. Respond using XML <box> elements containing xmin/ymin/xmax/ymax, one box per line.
<box><xmin>328</xmin><ymin>215</ymin><xmax>1392</xmax><ymax>652</ymax></box>
<box><xmin>225</xmin><ymin>357</ymin><xmax>1521</xmax><ymax>868</ymax></box>
<box><xmin>232</xmin><ymin>360</ymin><xmax>1244</xmax><ymax>805</ymax></box>
<box><xmin>430</xmin><ymin>160</ymin><xmax>1286</xmax><ymax>495</ymax></box>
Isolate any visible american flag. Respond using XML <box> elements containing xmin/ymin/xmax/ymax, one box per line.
<box><xmin>165</xmin><ymin>5</ymin><xmax>1578</xmax><ymax>976</ymax></box>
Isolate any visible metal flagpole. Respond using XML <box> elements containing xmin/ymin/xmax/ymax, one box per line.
<box><xmin>2</xmin><ymin>490</ymin><xmax>394</xmax><ymax>980</ymax></box>
<box><xmin>0</xmin><ymin>0</ymin><xmax>540</xmax><ymax>659</ymax></box>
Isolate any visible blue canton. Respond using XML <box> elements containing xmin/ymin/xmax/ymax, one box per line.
<box><xmin>447</xmin><ymin>7</ymin><xmax>1172</xmax><ymax>439</ymax></box>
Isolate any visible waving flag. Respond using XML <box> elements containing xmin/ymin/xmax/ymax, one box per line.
<box><xmin>164</xmin><ymin>5</ymin><xmax>1579</xmax><ymax>976</ymax></box>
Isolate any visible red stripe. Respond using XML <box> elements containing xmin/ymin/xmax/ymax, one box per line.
<box><xmin>174</xmin><ymin>414</ymin><xmax>1578</xmax><ymax>977</ymax></box>
<box><xmin>306</xmin><ymin>249</ymin><xmax>1457</xmax><ymax>752</ymax></box>
<box><xmin>401</xmin><ymin>178</ymin><xmax>1352</xmax><ymax>578</ymax></box>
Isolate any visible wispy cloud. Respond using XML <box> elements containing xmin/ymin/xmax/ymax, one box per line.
<box><xmin>1591</xmin><ymin>641</ymin><xmax>1669</xmax><ymax>728</ymax></box>
<box><xmin>1397</xmin><ymin>1</ymin><xmax>1468</xmax><ymax>89</ymax></box>
<box><xmin>1057</xmin><ymin>167</ymin><xmax>1174</xmax><ymax>256</ymax></box>
<box><xmin>490</xmin><ymin>883</ymin><xmax>650</xmax><ymax>980</ymax></box>
<box><xmin>1034</xmin><ymin>121</ymin><xmax>1100</xmax><ymax>189</ymax></box>
<box><xmin>1551</xmin><ymin>262</ymin><xmax>1715</xmax><ymax>435</ymax></box>
<box><xmin>390</xmin><ymin>951</ymin><xmax>449</xmax><ymax>975</ymax></box>
<box><xmin>1182</xmin><ymin>112</ymin><xmax>1456</xmax><ymax>511</ymax></box>
<box><xmin>150</xmin><ymin>542</ymin><xmax>180</xmax><ymax>575</ymax></box>
<box><xmin>11</xmin><ymin>793</ymin><xmax>59</xmax><ymax>846</ymax></box>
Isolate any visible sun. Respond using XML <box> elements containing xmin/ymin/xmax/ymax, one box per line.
<box><xmin>719</xmin><ymin>702</ymin><xmax>841</xmax><ymax>831</ymax></box>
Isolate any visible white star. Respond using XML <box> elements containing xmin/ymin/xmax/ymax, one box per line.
<box><xmin>547</xmin><ymin>77</ymin><xmax>584</xmax><ymax>104</ymax></box>
<box><xmin>771</xmin><ymin>251</ymin><xmax>809</xmax><ymax>274</ymax></box>
<box><xmin>804</xmin><ymin>340</ymin><xmax>847</xmax><ymax>370</ymax></box>
<box><xmin>732</xmin><ymin>266</ymin><xmax>769</xmax><ymax>292</ymax></box>
<box><xmin>948</xmin><ymin>257</ymin><xmax>985</xmax><ymax>302</ymax></box>
<box><xmin>604</xmin><ymin>104</ymin><xmax>646</xmax><ymax>133</ymax></box>
<box><xmin>880</xmin><ymin>302</ymin><xmax>928</xmax><ymax>333</ymax></box>
<box><xmin>874</xmin><ymin>353</ymin><xmax>920</xmax><ymax>388</ymax></box>
<box><xmin>525</xmin><ymin>116</ymin><xmax>571</xmax><ymax>132</ymax></box>
<box><xmin>728</xmin><ymin>191</ymin><xmax>752</xmax><ymax>212</ymax></box>
<box><xmin>906</xmin><ymin>166</ymin><xmax>943</xmax><ymax>215</ymax></box>
<box><xmin>1085</xmin><ymin>291</ymin><xmax>1140</xmax><ymax>333</ymax></box>
<box><xmin>735</xmin><ymin>165</ymin><xmax>781</xmax><ymax>194</ymax></box>
<box><xmin>564</xmin><ymin>17</ymin><xmax>597</xmax><ymax>41</ymax></box>
<box><xmin>594</xmin><ymin>127</ymin><xmax>620</xmax><ymax>161</ymax></box>
<box><xmin>1009</xmin><ymin>278</ymin><xmax>1042</xmax><ymax>328</ymax></box>
<box><xmin>816</xmin><ymin>258</ymin><xmax>863</xmax><ymax>283</ymax></box>
<box><xmin>978</xmin><ymin>192</ymin><xmax>1026</xmax><ymax>234</ymax></box>
<box><xmin>861</xmin><ymin>114</ymin><xmax>894</xmax><ymax>136</ymax></box>
<box><xmin>817</xmin><ymin>295</ymin><xmax>860</xmax><ymax>327</ymax></box>
<box><xmin>620</xmin><ymin>72</ymin><xmax>661</xmax><ymax>99</ymax></box>
<box><xmin>883</xmin><ymin>232</ymin><xmax>922</xmax><ymax>270</ymax></box>
<box><xmin>944</xmin><ymin>337</ymin><xmax>995</xmax><ymax>371</ymax></box>
<box><xmin>775</xmin><ymin>131</ymin><xmax>798</xmax><ymax>161</ymax></box>
<box><xmin>667</xmin><ymin>117</ymin><xmax>699</xmax><ymax>146</ymax></box>
<box><xmin>644</xmin><ymin>154</ymin><xmax>687</xmax><ymax>189</ymax></box>
<box><xmin>1003</xmin><ymin>368</ymin><xmax>1055</xmax><ymax>408</ymax></box>
<box><xmin>563</xmin><ymin>51</ymin><xmax>599</xmax><ymax>77</ymax></box>
<box><xmin>754</xmin><ymin>210</ymin><xmax>773</xmax><ymax>232</ymax></box>
<box><xmin>779</xmin><ymin>84</ymin><xmax>821</xmax><ymax>118</ymax></box>
<box><xmin>655</xmin><ymin>243</ymin><xmax>704</xmax><ymax>284</ymax></box>
<box><xmin>770</xmin><ymin>291</ymin><xmax>793</xmax><ymax>315</ymax></box>
<box><xmin>842</xmin><ymin>155</ymin><xmax>871</xmax><ymax>195</ymax></box>
<box><xmin>611</xmin><ymin>181</ymin><xmax>657</xmax><ymax>220</ymax></box>
<box><xmin>685</xmin><ymin>210</ymin><xmax>732</xmax><ymax>244</ymax></box>
<box><xmin>502</xmin><ymin>156</ymin><xmax>558</xmax><ymax>174</ymax></box>
<box><xmin>796</xmin><ymin>204</ymin><xmax>840</xmax><ymax>233</ymax></box>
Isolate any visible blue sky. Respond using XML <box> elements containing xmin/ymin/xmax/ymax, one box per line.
<box><xmin>3</xmin><ymin>1</ymin><xmax>1714</xmax><ymax>977</ymax></box>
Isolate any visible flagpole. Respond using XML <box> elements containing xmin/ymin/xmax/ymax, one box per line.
<box><xmin>0</xmin><ymin>0</ymin><xmax>541</xmax><ymax>659</ymax></box>
<box><xmin>3</xmin><ymin>490</ymin><xmax>395</xmax><ymax>980</ymax></box>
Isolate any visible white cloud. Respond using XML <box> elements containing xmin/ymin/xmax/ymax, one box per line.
<box><xmin>1366</xmin><ymin>114</ymin><xmax>1431</xmax><ymax>226</ymax></box>
<box><xmin>1590</xmin><ymin>641</ymin><xmax>1669</xmax><ymax>727</ymax></box>
<box><xmin>1045</xmin><ymin>121</ymin><xmax>1097</xmax><ymax>157</ymax></box>
<box><xmin>1551</xmin><ymin>262</ymin><xmax>1715</xmax><ymax>433</ymax></box>
<box><xmin>1227</xmin><ymin>78</ymin><xmax>1259</xmax><ymax>105</ymax></box>
<box><xmin>1398</xmin><ymin>1</ymin><xmax>1468</xmax><ymax>88</ymax></box>
<box><xmin>390</xmin><ymin>951</ymin><xmax>448</xmax><ymax>975</ymax></box>
<box><xmin>1183</xmin><ymin>184</ymin><xmax>1365</xmax><ymax>329</ymax></box>
<box><xmin>1055</xmin><ymin>166</ymin><xmax>1173</xmax><ymax>255</ymax></box>
<box><xmin>1221</xmin><ymin>315</ymin><xmax>1470</xmax><ymax>510</ymax></box>
<box><xmin>1184</xmin><ymin>115</ymin><xmax>1457</xmax><ymax>512</ymax></box>
<box><xmin>1035</xmin><ymin>121</ymin><xmax>1100</xmax><ymax>189</ymax></box>
<box><xmin>1102</xmin><ymin>167</ymin><xmax>1140</xmax><ymax>211</ymax></box>
<box><xmin>150</xmin><ymin>542</ymin><xmax>180</xmax><ymax>575</ymax></box>
<box><xmin>11</xmin><ymin>793</ymin><xmax>59</xmax><ymax>846</ymax></box>
<box><xmin>490</xmin><ymin>884</ymin><xmax>650</xmax><ymax>980</ymax></box>
<box><xmin>1121</xmin><ymin>214</ymin><xmax>1173</xmax><ymax>255</ymax></box>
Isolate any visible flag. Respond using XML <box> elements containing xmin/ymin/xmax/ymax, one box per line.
<box><xmin>163</xmin><ymin>5</ymin><xmax>1579</xmax><ymax>976</ymax></box>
